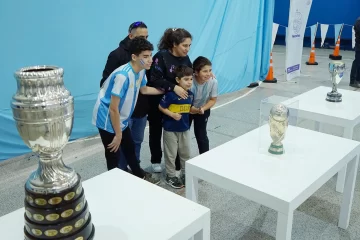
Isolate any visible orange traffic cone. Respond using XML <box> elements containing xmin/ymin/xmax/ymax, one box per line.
<box><xmin>306</xmin><ymin>42</ymin><xmax>318</xmax><ymax>65</ymax></box>
<box><xmin>263</xmin><ymin>52</ymin><xmax>277</xmax><ymax>83</ymax></box>
<box><xmin>329</xmin><ymin>25</ymin><xmax>344</xmax><ymax>60</ymax></box>
<box><xmin>329</xmin><ymin>37</ymin><xmax>342</xmax><ymax>60</ymax></box>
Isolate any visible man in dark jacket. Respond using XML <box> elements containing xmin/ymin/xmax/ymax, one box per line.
<box><xmin>100</xmin><ymin>21</ymin><xmax>149</xmax><ymax>171</ymax></box>
<box><xmin>350</xmin><ymin>17</ymin><xmax>360</xmax><ymax>88</ymax></box>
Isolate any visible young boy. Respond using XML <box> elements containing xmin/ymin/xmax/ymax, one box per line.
<box><xmin>159</xmin><ymin>65</ymin><xmax>197</xmax><ymax>189</ymax></box>
<box><xmin>92</xmin><ymin>37</ymin><xmax>163</xmax><ymax>184</ymax></box>
<box><xmin>190</xmin><ymin>56</ymin><xmax>218</xmax><ymax>154</ymax></box>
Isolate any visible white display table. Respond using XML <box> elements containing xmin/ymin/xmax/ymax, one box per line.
<box><xmin>186</xmin><ymin>125</ymin><xmax>360</xmax><ymax>240</ymax></box>
<box><xmin>283</xmin><ymin>86</ymin><xmax>360</xmax><ymax>192</ymax></box>
<box><xmin>0</xmin><ymin>169</ymin><xmax>210</xmax><ymax>240</ymax></box>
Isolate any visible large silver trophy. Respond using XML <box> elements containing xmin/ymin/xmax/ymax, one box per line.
<box><xmin>326</xmin><ymin>61</ymin><xmax>345</xmax><ymax>102</ymax></box>
<box><xmin>268</xmin><ymin>104</ymin><xmax>289</xmax><ymax>155</ymax></box>
<box><xmin>11</xmin><ymin>66</ymin><xmax>95</xmax><ymax>240</ymax></box>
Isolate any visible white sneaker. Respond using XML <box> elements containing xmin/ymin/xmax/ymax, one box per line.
<box><xmin>152</xmin><ymin>164</ymin><xmax>162</xmax><ymax>173</ymax></box>
<box><xmin>175</xmin><ymin>170</ymin><xmax>181</xmax><ymax>177</ymax></box>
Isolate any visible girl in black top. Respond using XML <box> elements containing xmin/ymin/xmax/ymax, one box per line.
<box><xmin>146</xmin><ymin>28</ymin><xmax>192</xmax><ymax>172</ymax></box>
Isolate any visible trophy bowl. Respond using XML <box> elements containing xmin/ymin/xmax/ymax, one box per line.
<box><xmin>11</xmin><ymin>66</ymin><xmax>95</xmax><ymax>240</ymax></box>
<box><xmin>326</xmin><ymin>61</ymin><xmax>345</xmax><ymax>102</ymax></box>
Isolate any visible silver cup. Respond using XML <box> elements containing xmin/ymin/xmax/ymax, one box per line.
<box><xmin>326</xmin><ymin>61</ymin><xmax>345</xmax><ymax>102</ymax></box>
<box><xmin>11</xmin><ymin>66</ymin><xmax>95</xmax><ymax>240</ymax></box>
<box><xmin>268</xmin><ymin>104</ymin><xmax>289</xmax><ymax>155</ymax></box>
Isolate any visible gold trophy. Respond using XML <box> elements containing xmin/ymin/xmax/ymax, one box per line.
<box><xmin>268</xmin><ymin>104</ymin><xmax>289</xmax><ymax>155</ymax></box>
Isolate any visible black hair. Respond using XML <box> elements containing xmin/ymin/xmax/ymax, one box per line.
<box><xmin>174</xmin><ymin>65</ymin><xmax>193</xmax><ymax>79</ymax></box>
<box><xmin>129</xmin><ymin>37</ymin><xmax>154</xmax><ymax>56</ymax></box>
<box><xmin>193</xmin><ymin>56</ymin><xmax>212</xmax><ymax>72</ymax></box>
<box><xmin>128</xmin><ymin>21</ymin><xmax>147</xmax><ymax>33</ymax></box>
<box><xmin>158</xmin><ymin>28</ymin><xmax>192</xmax><ymax>50</ymax></box>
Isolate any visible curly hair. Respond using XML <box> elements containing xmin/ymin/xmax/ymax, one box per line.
<box><xmin>158</xmin><ymin>28</ymin><xmax>192</xmax><ymax>50</ymax></box>
<box><xmin>129</xmin><ymin>37</ymin><xmax>154</xmax><ymax>56</ymax></box>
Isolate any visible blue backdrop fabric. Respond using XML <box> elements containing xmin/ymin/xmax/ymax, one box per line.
<box><xmin>0</xmin><ymin>0</ymin><xmax>275</xmax><ymax>160</ymax></box>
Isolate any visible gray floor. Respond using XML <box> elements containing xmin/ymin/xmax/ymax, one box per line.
<box><xmin>1</xmin><ymin>45</ymin><xmax>360</xmax><ymax>239</ymax></box>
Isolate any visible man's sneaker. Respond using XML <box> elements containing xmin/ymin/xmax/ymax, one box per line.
<box><xmin>350</xmin><ymin>82</ymin><xmax>360</xmax><ymax>88</ymax></box>
<box><xmin>165</xmin><ymin>175</ymin><xmax>184</xmax><ymax>189</ymax></box>
<box><xmin>152</xmin><ymin>164</ymin><xmax>162</xmax><ymax>173</ymax></box>
<box><xmin>143</xmin><ymin>172</ymin><xmax>160</xmax><ymax>185</ymax></box>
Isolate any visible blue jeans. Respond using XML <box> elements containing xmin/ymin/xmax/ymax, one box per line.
<box><xmin>118</xmin><ymin>116</ymin><xmax>147</xmax><ymax>170</ymax></box>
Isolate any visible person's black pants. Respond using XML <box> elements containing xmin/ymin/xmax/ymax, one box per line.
<box><xmin>350</xmin><ymin>50</ymin><xmax>360</xmax><ymax>84</ymax></box>
<box><xmin>98</xmin><ymin>128</ymin><xmax>144</xmax><ymax>178</ymax></box>
<box><xmin>189</xmin><ymin>110</ymin><xmax>210</xmax><ymax>154</ymax></box>
<box><xmin>148</xmin><ymin>95</ymin><xmax>181</xmax><ymax>170</ymax></box>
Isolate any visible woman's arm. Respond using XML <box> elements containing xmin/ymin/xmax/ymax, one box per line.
<box><xmin>146</xmin><ymin>52</ymin><xmax>188</xmax><ymax>99</ymax></box>
<box><xmin>147</xmin><ymin>52</ymin><xmax>176</xmax><ymax>91</ymax></box>
<box><xmin>140</xmin><ymin>86</ymin><xmax>164</xmax><ymax>95</ymax></box>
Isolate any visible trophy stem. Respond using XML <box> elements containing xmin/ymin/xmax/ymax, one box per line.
<box><xmin>331</xmin><ymin>82</ymin><xmax>337</xmax><ymax>93</ymax></box>
<box><xmin>26</xmin><ymin>151</ymin><xmax>78</xmax><ymax>194</ymax></box>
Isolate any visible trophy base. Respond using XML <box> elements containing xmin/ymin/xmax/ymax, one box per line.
<box><xmin>268</xmin><ymin>143</ymin><xmax>284</xmax><ymax>155</ymax></box>
<box><xmin>24</xmin><ymin>174</ymin><xmax>95</xmax><ymax>240</ymax></box>
<box><xmin>326</xmin><ymin>92</ymin><xmax>342</xmax><ymax>102</ymax></box>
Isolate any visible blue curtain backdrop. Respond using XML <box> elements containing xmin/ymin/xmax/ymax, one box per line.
<box><xmin>0</xmin><ymin>0</ymin><xmax>275</xmax><ymax>161</ymax></box>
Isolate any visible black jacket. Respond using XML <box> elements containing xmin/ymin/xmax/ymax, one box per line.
<box><xmin>146</xmin><ymin>50</ymin><xmax>192</xmax><ymax>108</ymax></box>
<box><xmin>355</xmin><ymin>17</ymin><xmax>360</xmax><ymax>51</ymax></box>
<box><xmin>100</xmin><ymin>36</ymin><xmax>148</xmax><ymax>118</ymax></box>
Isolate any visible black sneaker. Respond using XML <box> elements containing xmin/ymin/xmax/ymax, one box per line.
<box><xmin>143</xmin><ymin>172</ymin><xmax>160</xmax><ymax>185</ymax></box>
<box><xmin>165</xmin><ymin>175</ymin><xmax>184</xmax><ymax>189</ymax></box>
<box><xmin>350</xmin><ymin>82</ymin><xmax>360</xmax><ymax>88</ymax></box>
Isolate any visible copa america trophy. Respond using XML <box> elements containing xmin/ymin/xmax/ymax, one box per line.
<box><xmin>11</xmin><ymin>66</ymin><xmax>95</xmax><ymax>240</ymax></box>
<box><xmin>326</xmin><ymin>61</ymin><xmax>345</xmax><ymax>102</ymax></box>
<box><xmin>268</xmin><ymin>104</ymin><xmax>289</xmax><ymax>155</ymax></box>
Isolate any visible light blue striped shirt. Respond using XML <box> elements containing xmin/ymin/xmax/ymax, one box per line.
<box><xmin>92</xmin><ymin>63</ymin><xmax>147</xmax><ymax>133</ymax></box>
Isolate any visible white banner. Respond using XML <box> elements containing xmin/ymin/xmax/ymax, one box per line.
<box><xmin>353</xmin><ymin>27</ymin><xmax>356</xmax><ymax>49</ymax></box>
<box><xmin>285</xmin><ymin>0</ymin><xmax>313</xmax><ymax>81</ymax></box>
<box><xmin>310</xmin><ymin>23</ymin><xmax>318</xmax><ymax>44</ymax></box>
<box><xmin>320</xmin><ymin>24</ymin><xmax>329</xmax><ymax>47</ymax></box>
<box><xmin>271</xmin><ymin>23</ymin><xmax>279</xmax><ymax>50</ymax></box>
<box><xmin>334</xmin><ymin>24</ymin><xmax>343</xmax><ymax>43</ymax></box>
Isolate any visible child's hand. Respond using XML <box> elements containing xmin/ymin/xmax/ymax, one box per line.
<box><xmin>172</xmin><ymin>113</ymin><xmax>182</xmax><ymax>121</ymax></box>
<box><xmin>199</xmin><ymin>107</ymin><xmax>204</xmax><ymax>115</ymax></box>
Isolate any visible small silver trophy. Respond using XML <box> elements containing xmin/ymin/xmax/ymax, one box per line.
<box><xmin>268</xmin><ymin>104</ymin><xmax>289</xmax><ymax>155</ymax></box>
<box><xmin>326</xmin><ymin>61</ymin><xmax>345</xmax><ymax>102</ymax></box>
<box><xmin>11</xmin><ymin>66</ymin><xmax>95</xmax><ymax>240</ymax></box>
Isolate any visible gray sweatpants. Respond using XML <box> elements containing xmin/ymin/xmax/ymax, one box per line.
<box><xmin>163</xmin><ymin>130</ymin><xmax>190</xmax><ymax>177</ymax></box>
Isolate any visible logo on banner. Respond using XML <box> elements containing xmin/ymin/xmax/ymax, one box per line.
<box><xmin>292</xmin><ymin>10</ymin><xmax>302</xmax><ymax>38</ymax></box>
<box><xmin>287</xmin><ymin>64</ymin><xmax>300</xmax><ymax>74</ymax></box>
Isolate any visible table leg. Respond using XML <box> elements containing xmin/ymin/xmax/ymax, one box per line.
<box><xmin>276</xmin><ymin>212</ymin><xmax>293</xmax><ymax>240</ymax></box>
<box><xmin>336</xmin><ymin>127</ymin><xmax>354</xmax><ymax>193</ymax></box>
<box><xmin>186</xmin><ymin>172</ymin><xmax>199</xmax><ymax>202</ymax></box>
<box><xmin>193</xmin><ymin>214</ymin><xmax>210</xmax><ymax>240</ymax></box>
<box><xmin>315</xmin><ymin>121</ymin><xmax>324</xmax><ymax>132</ymax></box>
<box><xmin>338</xmin><ymin>155</ymin><xmax>359</xmax><ymax>229</ymax></box>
